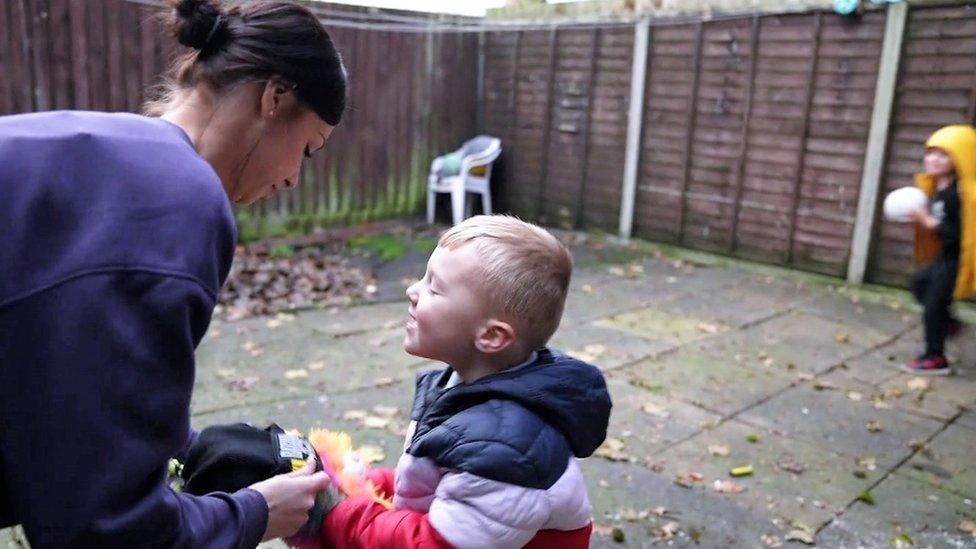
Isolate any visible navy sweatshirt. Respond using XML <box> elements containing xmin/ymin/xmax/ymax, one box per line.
<box><xmin>0</xmin><ymin>111</ymin><xmax>267</xmax><ymax>547</ymax></box>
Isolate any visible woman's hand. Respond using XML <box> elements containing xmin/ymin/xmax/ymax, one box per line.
<box><xmin>251</xmin><ymin>459</ymin><xmax>333</xmax><ymax>541</ymax></box>
<box><xmin>909</xmin><ymin>207</ymin><xmax>939</xmax><ymax>230</ymax></box>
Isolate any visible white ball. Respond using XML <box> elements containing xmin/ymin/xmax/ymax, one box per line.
<box><xmin>883</xmin><ymin>186</ymin><xmax>928</xmax><ymax>222</ymax></box>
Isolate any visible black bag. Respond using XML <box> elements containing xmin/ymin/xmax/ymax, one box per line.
<box><xmin>180</xmin><ymin>423</ymin><xmax>328</xmax><ymax>537</ymax></box>
<box><xmin>181</xmin><ymin>423</ymin><xmax>322</xmax><ymax>495</ymax></box>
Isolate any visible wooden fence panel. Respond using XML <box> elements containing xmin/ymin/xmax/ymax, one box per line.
<box><xmin>868</xmin><ymin>2</ymin><xmax>976</xmax><ymax>286</ymax></box>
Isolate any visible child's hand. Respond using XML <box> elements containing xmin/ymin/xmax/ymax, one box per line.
<box><xmin>910</xmin><ymin>207</ymin><xmax>939</xmax><ymax>229</ymax></box>
<box><xmin>251</xmin><ymin>459</ymin><xmax>333</xmax><ymax>541</ymax></box>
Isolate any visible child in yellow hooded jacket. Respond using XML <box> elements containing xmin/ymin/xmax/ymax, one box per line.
<box><xmin>904</xmin><ymin>124</ymin><xmax>976</xmax><ymax>375</ymax></box>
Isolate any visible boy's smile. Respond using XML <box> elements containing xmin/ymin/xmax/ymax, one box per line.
<box><xmin>404</xmin><ymin>245</ymin><xmax>489</xmax><ymax>367</ymax></box>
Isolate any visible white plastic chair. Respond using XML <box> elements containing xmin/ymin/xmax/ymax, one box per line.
<box><xmin>427</xmin><ymin>136</ymin><xmax>502</xmax><ymax>225</ymax></box>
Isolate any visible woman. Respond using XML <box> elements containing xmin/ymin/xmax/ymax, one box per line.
<box><xmin>0</xmin><ymin>0</ymin><xmax>345</xmax><ymax>545</ymax></box>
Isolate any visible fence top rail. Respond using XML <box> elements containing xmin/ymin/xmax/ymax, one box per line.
<box><xmin>121</xmin><ymin>0</ymin><xmax>902</xmax><ymax>35</ymax></box>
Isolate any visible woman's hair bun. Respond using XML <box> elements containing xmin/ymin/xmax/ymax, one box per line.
<box><xmin>171</xmin><ymin>0</ymin><xmax>228</xmax><ymax>52</ymax></box>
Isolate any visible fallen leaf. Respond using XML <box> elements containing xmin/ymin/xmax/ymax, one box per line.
<box><xmin>307</xmin><ymin>361</ymin><xmax>325</xmax><ymax>371</ymax></box>
<box><xmin>696</xmin><ymin>322</ymin><xmax>720</xmax><ymax>334</ymax></box>
<box><xmin>761</xmin><ymin>357</ymin><xmax>775</xmax><ymax>367</ymax></box>
<box><xmin>367</xmin><ymin>337</ymin><xmax>387</xmax><ymax>348</ymax></box>
<box><xmin>866</xmin><ymin>420</ymin><xmax>882</xmax><ymax>433</ymax></box>
<box><xmin>581</xmin><ymin>284</ymin><xmax>594</xmax><ymax>294</ymax></box>
<box><xmin>357</xmin><ymin>445</ymin><xmax>385</xmax><ymax>463</ymax></box>
<box><xmin>857</xmin><ymin>456</ymin><xmax>877</xmax><ymax>471</ymax></box>
<box><xmin>708</xmin><ymin>444</ymin><xmax>731</xmax><ymax>457</ymax></box>
<box><xmin>229</xmin><ymin>376</ymin><xmax>259</xmax><ymax>391</ymax></box>
<box><xmin>760</xmin><ymin>533</ymin><xmax>783</xmax><ymax>548</ymax></box>
<box><xmin>641</xmin><ymin>402</ymin><xmax>670</xmax><ymax>418</ymax></box>
<box><xmin>591</xmin><ymin>523</ymin><xmax>614</xmax><ymax>538</ymax></box>
<box><xmin>619</xmin><ymin>507</ymin><xmax>647</xmax><ymax>522</ymax></box>
<box><xmin>833</xmin><ymin>333</ymin><xmax>850</xmax><ymax>344</ymax></box>
<box><xmin>625</xmin><ymin>264</ymin><xmax>644</xmax><ymax>278</ymax></box>
<box><xmin>797</xmin><ymin>373</ymin><xmax>815</xmax><ymax>381</ymax></box>
<box><xmin>777</xmin><ymin>457</ymin><xmax>806</xmax><ymax>475</ymax></box>
<box><xmin>608</xmin><ymin>266</ymin><xmax>626</xmax><ymax>277</ymax></box>
<box><xmin>890</xmin><ymin>533</ymin><xmax>915</xmax><ymax>548</ymax></box>
<box><xmin>688</xmin><ymin>472</ymin><xmax>704</xmax><ymax>481</ymax></box>
<box><xmin>657</xmin><ymin>521</ymin><xmax>679</xmax><ymax>539</ymax></box>
<box><xmin>907</xmin><ymin>377</ymin><xmax>931</xmax><ymax>392</ymax></box>
<box><xmin>784</xmin><ymin>528</ymin><xmax>815</xmax><ymax>544</ymax></box>
<box><xmin>813</xmin><ymin>381</ymin><xmax>836</xmax><ymax>391</ymax></box>
<box><xmin>266</xmin><ymin>318</ymin><xmax>283</xmax><ymax>329</ymax></box>
<box><xmin>847</xmin><ymin>391</ymin><xmax>863</xmax><ymax>401</ymax></box>
<box><xmin>372</xmin><ymin>404</ymin><xmax>399</xmax><ymax>417</ymax></box>
<box><xmin>363</xmin><ymin>416</ymin><xmax>390</xmax><ymax>429</ymax></box>
<box><xmin>651</xmin><ymin>506</ymin><xmax>669</xmax><ymax>517</ymax></box>
<box><xmin>374</xmin><ymin>377</ymin><xmax>394</xmax><ymax>387</ymax></box>
<box><xmin>712</xmin><ymin>480</ymin><xmax>745</xmax><ymax>494</ymax></box>
<box><xmin>611</xmin><ymin>527</ymin><xmax>625</xmax><ymax>543</ymax></box>
<box><xmin>959</xmin><ymin>519</ymin><xmax>976</xmax><ymax>533</ymax></box>
<box><xmin>365</xmin><ymin>284</ymin><xmax>378</xmax><ymax>294</ymax></box>
<box><xmin>595</xmin><ymin>438</ymin><xmax>628</xmax><ymax>461</ymax></box>
<box><xmin>284</xmin><ymin>369</ymin><xmax>308</xmax><ymax>380</ymax></box>
<box><xmin>217</xmin><ymin>368</ymin><xmax>237</xmax><ymax>380</ymax></box>
<box><xmin>570</xmin><ymin>344</ymin><xmax>606</xmax><ymax>363</ymax></box>
<box><xmin>342</xmin><ymin>410</ymin><xmax>368</xmax><ymax>421</ymax></box>
<box><xmin>856</xmin><ymin>490</ymin><xmax>875</xmax><ymax>505</ymax></box>
<box><xmin>745</xmin><ymin>433</ymin><xmax>761</xmax><ymax>443</ymax></box>
<box><xmin>730</xmin><ymin>465</ymin><xmax>754</xmax><ymax>477</ymax></box>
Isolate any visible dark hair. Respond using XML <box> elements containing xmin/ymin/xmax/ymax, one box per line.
<box><xmin>149</xmin><ymin>0</ymin><xmax>346</xmax><ymax>125</ymax></box>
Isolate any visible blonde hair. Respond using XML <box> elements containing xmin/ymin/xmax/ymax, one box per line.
<box><xmin>439</xmin><ymin>215</ymin><xmax>572</xmax><ymax>350</ymax></box>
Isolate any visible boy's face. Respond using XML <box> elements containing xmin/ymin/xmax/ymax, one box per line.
<box><xmin>924</xmin><ymin>148</ymin><xmax>954</xmax><ymax>177</ymax></box>
<box><xmin>404</xmin><ymin>245</ymin><xmax>490</xmax><ymax>365</ymax></box>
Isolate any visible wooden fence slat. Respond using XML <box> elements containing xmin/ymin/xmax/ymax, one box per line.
<box><xmin>728</xmin><ymin>15</ymin><xmax>760</xmax><ymax>254</ymax></box>
<box><xmin>535</xmin><ymin>27</ymin><xmax>559</xmax><ymax>220</ymax></box>
<box><xmin>677</xmin><ymin>22</ymin><xmax>704</xmax><ymax>242</ymax></box>
<box><xmin>785</xmin><ymin>12</ymin><xmax>822</xmax><ymax>264</ymax></box>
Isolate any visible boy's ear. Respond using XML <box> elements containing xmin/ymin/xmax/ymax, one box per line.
<box><xmin>474</xmin><ymin>319</ymin><xmax>516</xmax><ymax>355</ymax></box>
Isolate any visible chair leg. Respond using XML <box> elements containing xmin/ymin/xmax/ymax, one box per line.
<box><xmin>465</xmin><ymin>192</ymin><xmax>474</xmax><ymax>219</ymax></box>
<box><xmin>482</xmin><ymin>189</ymin><xmax>492</xmax><ymax>216</ymax></box>
<box><xmin>426</xmin><ymin>189</ymin><xmax>435</xmax><ymax>225</ymax></box>
<box><xmin>451</xmin><ymin>187</ymin><xmax>465</xmax><ymax>225</ymax></box>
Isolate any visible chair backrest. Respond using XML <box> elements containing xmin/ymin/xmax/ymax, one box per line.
<box><xmin>460</xmin><ymin>136</ymin><xmax>502</xmax><ymax>170</ymax></box>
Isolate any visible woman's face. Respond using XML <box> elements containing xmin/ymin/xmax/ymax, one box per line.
<box><xmin>231</xmin><ymin>104</ymin><xmax>334</xmax><ymax>205</ymax></box>
<box><xmin>923</xmin><ymin>148</ymin><xmax>954</xmax><ymax>178</ymax></box>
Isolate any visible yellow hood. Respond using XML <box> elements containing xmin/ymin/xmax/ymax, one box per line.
<box><xmin>914</xmin><ymin>124</ymin><xmax>976</xmax><ymax>299</ymax></box>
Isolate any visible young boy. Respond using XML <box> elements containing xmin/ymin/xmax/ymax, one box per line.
<box><xmin>904</xmin><ymin>124</ymin><xmax>976</xmax><ymax>375</ymax></box>
<box><xmin>320</xmin><ymin>215</ymin><xmax>612</xmax><ymax>548</ymax></box>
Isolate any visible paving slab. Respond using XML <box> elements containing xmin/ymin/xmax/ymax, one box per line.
<box><xmin>839</xmin><ymin>329</ymin><xmax>923</xmax><ymax>386</ymax></box>
<box><xmin>652</xmin><ymin>276</ymin><xmax>812</xmax><ymax>329</ymax></box>
<box><xmin>563</xmin><ymin>271</ymin><xmax>683</xmax><ymax>324</ymax></box>
<box><xmin>699</xmin><ymin>311</ymin><xmax>892</xmax><ymax>377</ymax></box>
<box><xmin>738</xmin><ymin>385</ymin><xmax>946</xmax><ymax>470</ymax></box>
<box><xmin>594</xmin><ymin>307</ymin><xmax>732</xmax><ymax>347</ymax></box>
<box><xmin>899</xmin><ymin>422</ymin><xmax>976</xmax><ymax>500</ymax></box>
<box><xmin>599</xmin><ymin>375</ymin><xmax>721</xmax><ymax>461</ymax></box>
<box><xmin>583</xmin><ymin>459</ymin><xmax>784</xmax><ymax>548</ymax></box>
<box><xmin>550</xmin><ymin>322</ymin><xmax>674</xmax><ymax>371</ymax></box>
<box><xmin>817</xmin><ymin>472</ymin><xmax>976</xmax><ymax>549</ymax></box>
<box><xmin>651</xmin><ymin>419</ymin><xmax>884</xmax><ymax>531</ymax></box>
<box><xmin>796</xmin><ymin>290</ymin><xmax>916</xmax><ymax>339</ymax></box>
<box><xmin>622</xmin><ymin>350</ymin><xmax>795</xmax><ymax>417</ymax></box>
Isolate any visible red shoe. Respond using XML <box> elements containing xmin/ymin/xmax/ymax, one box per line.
<box><xmin>901</xmin><ymin>354</ymin><xmax>951</xmax><ymax>376</ymax></box>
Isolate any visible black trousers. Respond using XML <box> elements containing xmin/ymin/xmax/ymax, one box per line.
<box><xmin>911</xmin><ymin>257</ymin><xmax>959</xmax><ymax>356</ymax></box>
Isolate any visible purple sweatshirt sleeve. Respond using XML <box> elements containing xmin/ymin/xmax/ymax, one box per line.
<box><xmin>0</xmin><ymin>272</ymin><xmax>267</xmax><ymax>548</ymax></box>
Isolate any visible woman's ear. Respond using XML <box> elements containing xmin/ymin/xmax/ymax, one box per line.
<box><xmin>259</xmin><ymin>78</ymin><xmax>297</xmax><ymax>121</ymax></box>
<box><xmin>474</xmin><ymin>320</ymin><xmax>516</xmax><ymax>355</ymax></box>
